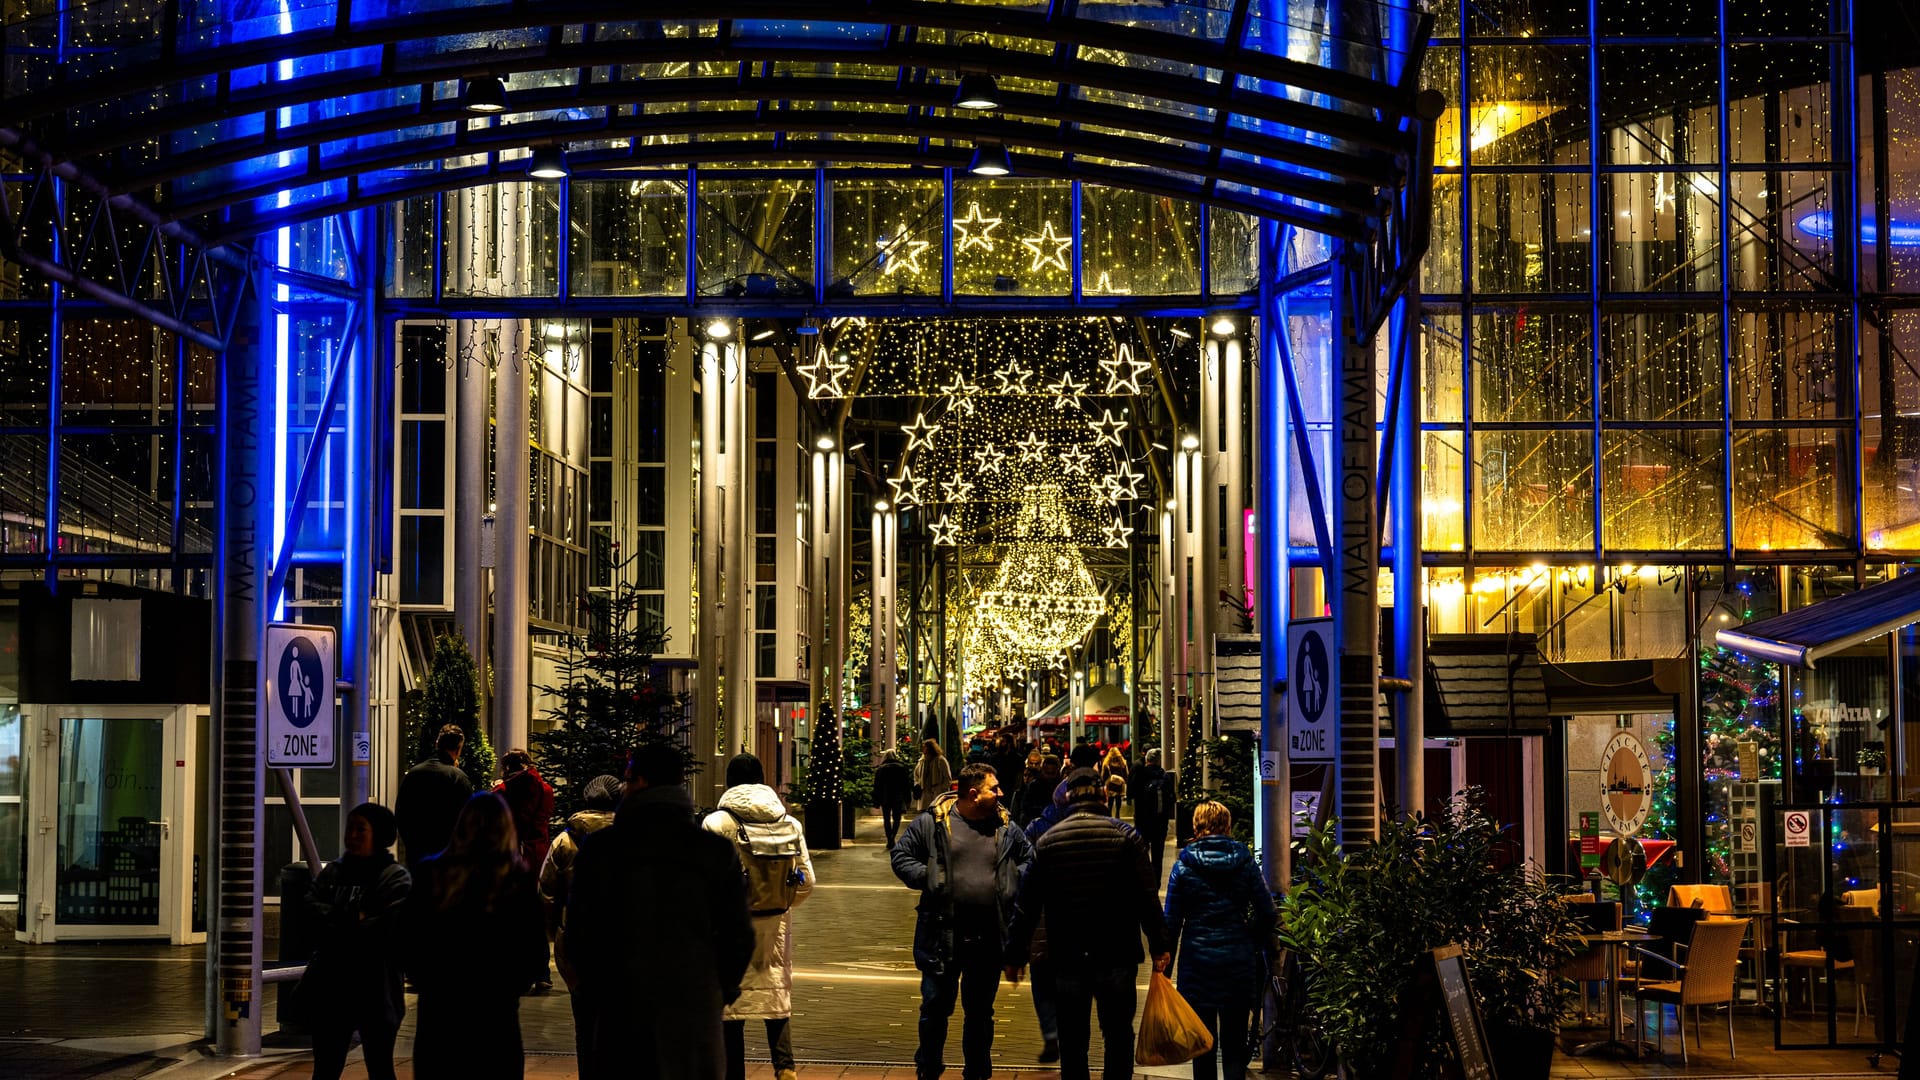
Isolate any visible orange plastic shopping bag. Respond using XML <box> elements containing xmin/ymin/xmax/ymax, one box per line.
<box><xmin>1135</xmin><ymin>970</ymin><xmax>1215</xmax><ymax>1066</ymax></box>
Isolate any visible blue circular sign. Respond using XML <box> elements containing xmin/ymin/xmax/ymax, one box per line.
<box><xmin>1293</xmin><ymin>629</ymin><xmax>1329</xmax><ymax>724</ymax></box>
<box><xmin>277</xmin><ymin>636</ymin><xmax>325</xmax><ymax>730</ymax></box>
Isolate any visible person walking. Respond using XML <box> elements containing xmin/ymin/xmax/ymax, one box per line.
<box><xmin>1020</xmin><ymin>770</ymin><xmax>1077</xmax><ymax>1065</ymax></box>
<box><xmin>1131</xmin><ymin>748</ymin><xmax>1172</xmax><ymax>881</ymax></box>
<box><xmin>496</xmin><ymin>748</ymin><xmax>555</xmax><ymax>992</ymax></box>
<box><xmin>537</xmin><ymin>774</ymin><xmax>622</xmax><ymax>1062</ymax></box>
<box><xmin>914</xmin><ymin>740</ymin><xmax>953</xmax><ymax>812</ymax></box>
<box><xmin>1099</xmin><ymin>747</ymin><xmax>1129</xmax><ymax>813</ymax></box>
<box><xmin>702</xmin><ymin>752</ymin><xmax>816</xmax><ymax>1080</ymax></box>
<box><xmin>1163</xmin><ymin>802</ymin><xmax>1276</xmax><ymax>1080</ymax></box>
<box><xmin>402</xmin><ymin>792</ymin><xmax>547</xmax><ymax>1080</ymax></box>
<box><xmin>1006</xmin><ymin>768</ymin><xmax>1171</xmax><ymax>1080</ymax></box>
<box><xmin>567</xmin><ymin>743</ymin><xmax>755</xmax><ymax>1080</ymax></box>
<box><xmin>300</xmin><ymin>803</ymin><xmax>410</xmax><ymax>1080</ymax></box>
<box><xmin>1016</xmin><ymin>754</ymin><xmax>1062</xmax><ymax>828</ymax></box>
<box><xmin>891</xmin><ymin>762</ymin><xmax>1035</xmax><ymax>1080</ymax></box>
<box><xmin>874</xmin><ymin>749</ymin><xmax>915</xmax><ymax>849</ymax></box>
<box><xmin>394</xmin><ymin>724</ymin><xmax>473</xmax><ymax>866</ymax></box>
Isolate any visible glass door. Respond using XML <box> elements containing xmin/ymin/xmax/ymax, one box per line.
<box><xmin>55</xmin><ymin>714</ymin><xmax>169</xmax><ymax>930</ymax></box>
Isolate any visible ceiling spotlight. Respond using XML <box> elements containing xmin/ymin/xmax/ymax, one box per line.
<box><xmin>795</xmin><ymin>323</ymin><xmax>820</xmax><ymax>336</ymax></box>
<box><xmin>1210</xmin><ymin>314</ymin><xmax>1236</xmax><ymax>336</ymax></box>
<box><xmin>968</xmin><ymin>142</ymin><xmax>1012</xmax><ymax>177</ymax></box>
<box><xmin>1168</xmin><ymin>326</ymin><xmax>1193</xmax><ymax>340</ymax></box>
<box><xmin>704</xmin><ymin>317</ymin><xmax>733</xmax><ymax>340</ymax></box>
<box><xmin>1181</xmin><ymin>433</ymin><xmax>1201</xmax><ymax>450</ymax></box>
<box><xmin>528</xmin><ymin>145</ymin><xmax>568</xmax><ymax>179</ymax></box>
<box><xmin>1166</xmin><ymin>498</ymin><xmax>1179</xmax><ymax>511</ymax></box>
<box><xmin>751</xmin><ymin>327</ymin><xmax>777</xmax><ymax>342</ymax></box>
<box><xmin>875</xmin><ymin>499</ymin><xmax>891</xmax><ymax>513</ymax></box>
<box><xmin>462</xmin><ymin>75</ymin><xmax>508</xmax><ymax>114</ymax></box>
<box><xmin>816</xmin><ymin>434</ymin><xmax>837</xmax><ymax>451</ymax></box>
<box><xmin>955</xmin><ymin>73</ymin><xmax>1001</xmax><ymax>110</ymax></box>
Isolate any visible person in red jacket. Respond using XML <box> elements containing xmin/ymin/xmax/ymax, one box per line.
<box><xmin>497</xmin><ymin>749</ymin><xmax>555</xmax><ymax>991</ymax></box>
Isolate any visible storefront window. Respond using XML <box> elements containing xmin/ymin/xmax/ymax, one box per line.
<box><xmin>1787</xmin><ymin>567</ymin><xmax>1892</xmax><ymax>805</ymax></box>
<box><xmin>1695</xmin><ymin>567</ymin><xmax>1785</xmax><ymax>892</ymax></box>
<box><xmin>1566</xmin><ymin>711</ymin><xmax>1678</xmax><ymax>915</ymax></box>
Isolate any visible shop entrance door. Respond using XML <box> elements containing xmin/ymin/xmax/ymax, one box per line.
<box><xmin>27</xmin><ymin>707</ymin><xmax>189</xmax><ymax>940</ymax></box>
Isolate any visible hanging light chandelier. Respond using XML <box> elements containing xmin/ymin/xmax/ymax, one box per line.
<box><xmin>977</xmin><ymin>484</ymin><xmax>1105</xmax><ymax>659</ymax></box>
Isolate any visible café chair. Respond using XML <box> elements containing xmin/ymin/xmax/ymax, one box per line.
<box><xmin>1668</xmin><ymin>884</ymin><xmax>1734</xmax><ymax>913</ymax></box>
<box><xmin>1559</xmin><ymin>897</ymin><xmax>1621</xmax><ymax>1023</ymax></box>
<box><xmin>1625</xmin><ymin>917</ymin><xmax>1750</xmax><ymax>1065</ymax></box>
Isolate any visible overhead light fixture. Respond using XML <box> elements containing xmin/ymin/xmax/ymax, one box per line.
<box><xmin>704</xmin><ymin>317</ymin><xmax>733</xmax><ymax>340</ymax></box>
<box><xmin>1210</xmin><ymin>314</ymin><xmax>1236</xmax><ymax>336</ymax></box>
<box><xmin>816</xmin><ymin>434</ymin><xmax>837</xmax><ymax>451</ymax></box>
<box><xmin>1181</xmin><ymin>433</ymin><xmax>1200</xmax><ymax>450</ymax></box>
<box><xmin>875</xmin><ymin>499</ymin><xmax>891</xmax><ymax>513</ymax></box>
<box><xmin>968</xmin><ymin>142</ymin><xmax>1012</xmax><ymax>177</ymax></box>
<box><xmin>955</xmin><ymin>73</ymin><xmax>1001</xmax><ymax>110</ymax></box>
<box><xmin>462</xmin><ymin>75</ymin><xmax>508</xmax><ymax>114</ymax></box>
<box><xmin>528</xmin><ymin>146</ymin><xmax>568</xmax><ymax>179</ymax></box>
<box><xmin>751</xmin><ymin>327</ymin><xmax>777</xmax><ymax>342</ymax></box>
<box><xmin>1168</xmin><ymin>326</ymin><xmax>1193</xmax><ymax>340</ymax></box>
<box><xmin>796</xmin><ymin>322</ymin><xmax>820</xmax><ymax>336</ymax></box>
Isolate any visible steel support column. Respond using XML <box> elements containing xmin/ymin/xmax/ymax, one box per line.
<box><xmin>491</xmin><ymin>321</ymin><xmax>530</xmax><ymax>758</ymax></box>
<box><xmin>723</xmin><ymin>332</ymin><xmax>753</xmax><ymax>763</ymax></box>
<box><xmin>1331</xmin><ymin>245</ymin><xmax>1379</xmax><ymax>845</ymax></box>
<box><xmin>698</xmin><ymin>341</ymin><xmax>725</xmax><ymax>802</ymax></box>
<box><xmin>1254</xmin><ymin>221</ymin><xmax>1292</xmax><ymax>888</ymax></box>
<box><xmin>1389</xmin><ymin>285</ymin><xmax>1423</xmax><ymax>821</ymax></box>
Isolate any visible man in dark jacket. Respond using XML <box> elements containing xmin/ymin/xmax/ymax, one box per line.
<box><xmin>394</xmin><ymin>725</ymin><xmax>473</xmax><ymax>866</ymax></box>
<box><xmin>1016</xmin><ymin>755</ymin><xmax>1062</xmax><ymax>828</ymax></box>
<box><xmin>1130</xmin><ymin>747</ymin><xmax>1172</xmax><ymax>881</ymax></box>
<box><xmin>1007</xmin><ymin>768</ymin><xmax>1171</xmax><ymax>1080</ymax></box>
<box><xmin>302</xmin><ymin>802</ymin><xmax>410</xmax><ymax>1080</ymax></box>
<box><xmin>567</xmin><ymin>743</ymin><xmax>755</xmax><ymax>1080</ymax></box>
<box><xmin>891</xmin><ymin>762</ymin><xmax>1035</xmax><ymax>1080</ymax></box>
<box><xmin>874</xmin><ymin>749</ymin><xmax>915</xmax><ymax>849</ymax></box>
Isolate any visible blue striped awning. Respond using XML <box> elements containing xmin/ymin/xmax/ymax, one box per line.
<box><xmin>1715</xmin><ymin>572</ymin><xmax>1920</xmax><ymax>668</ymax></box>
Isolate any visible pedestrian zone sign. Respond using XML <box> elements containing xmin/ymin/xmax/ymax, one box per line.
<box><xmin>1286</xmin><ymin>617</ymin><xmax>1335</xmax><ymax>763</ymax></box>
<box><xmin>266</xmin><ymin>622</ymin><xmax>335</xmax><ymax>768</ymax></box>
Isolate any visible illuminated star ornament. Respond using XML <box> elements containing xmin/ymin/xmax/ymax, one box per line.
<box><xmin>1020</xmin><ymin>220</ymin><xmax>1073</xmax><ymax>273</ymax></box>
<box><xmin>939</xmin><ymin>372</ymin><xmax>979</xmax><ymax>398</ymax></box>
<box><xmin>1103</xmin><ymin>517</ymin><xmax>1135</xmax><ymax>548</ymax></box>
<box><xmin>877</xmin><ymin>222</ymin><xmax>932</xmax><ymax>277</ymax></box>
<box><xmin>1099</xmin><ymin>344</ymin><xmax>1152</xmax><ymax>395</ymax></box>
<box><xmin>1087</xmin><ymin>408</ymin><xmax>1128</xmax><ymax>447</ymax></box>
<box><xmin>1014</xmin><ymin>431</ymin><xmax>1049</xmax><ymax>463</ymax></box>
<box><xmin>797</xmin><ymin>346</ymin><xmax>851</xmax><ymax>398</ymax></box>
<box><xmin>940</xmin><ymin>475</ymin><xmax>976</xmax><ymax>503</ymax></box>
<box><xmin>1106</xmin><ymin>459</ymin><xmax>1145</xmax><ymax>500</ymax></box>
<box><xmin>952</xmin><ymin>202</ymin><xmax>1003</xmax><ymax>254</ymax></box>
<box><xmin>993</xmin><ymin>359</ymin><xmax>1035</xmax><ymax>394</ymax></box>
<box><xmin>1049</xmin><ymin>370</ymin><xmax>1088</xmax><ymax>409</ymax></box>
<box><xmin>887</xmin><ymin>465</ymin><xmax>926</xmax><ymax>508</ymax></box>
<box><xmin>977</xmin><ymin>442</ymin><xmax>1007</xmax><ymax>475</ymax></box>
<box><xmin>901</xmin><ymin>413</ymin><xmax>942</xmax><ymax>453</ymax></box>
<box><xmin>930</xmin><ymin>514</ymin><xmax>959</xmax><ymax>547</ymax></box>
<box><xmin>1060</xmin><ymin>444</ymin><xmax>1092</xmax><ymax>476</ymax></box>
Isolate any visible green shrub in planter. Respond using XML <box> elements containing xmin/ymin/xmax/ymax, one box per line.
<box><xmin>1280</xmin><ymin>787</ymin><xmax>1582</xmax><ymax>1080</ymax></box>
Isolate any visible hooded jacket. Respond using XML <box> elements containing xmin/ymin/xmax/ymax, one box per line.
<box><xmin>300</xmin><ymin>852</ymin><xmax>411</xmax><ymax>1031</ymax></box>
<box><xmin>1163</xmin><ymin>835</ymin><xmax>1277</xmax><ymax>1009</ymax></box>
<box><xmin>890</xmin><ymin>790</ymin><xmax>1034</xmax><ymax>974</ymax></box>
<box><xmin>701</xmin><ymin>783</ymin><xmax>815</xmax><ymax>1019</ymax></box>
<box><xmin>538</xmin><ymin>800</ymin><xmax>619</xmax><ymax>990</ymax></box>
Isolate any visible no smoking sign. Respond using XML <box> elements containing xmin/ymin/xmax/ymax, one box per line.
<box><xmin>1784</xmin><ymin>810</ymin><xmax>1812</xmax><ymax>848</ymax></box>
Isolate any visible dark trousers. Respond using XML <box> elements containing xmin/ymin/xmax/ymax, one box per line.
<box><xmin>1138</xmin><ymin>817</ymin><xmax>1170</xmax><ymax>882</ymax></box>
<box><xmin>725</xmin><ymin>1017</ymin><xmax>794</xmax><ymax>1079</ymax></box>
<box><xmin>1188</xmin><ymin>1005</ymin><xmax>1251</xmax><ymax>1080</ymax></box>
<box><xmin>917</xmin><ymin>908</ymin><xmax>1003</xmax><ymax>1079</ymax></box>
<box><xmin>884</xmin><ymin>804</ymin><xmax>906</xmax><ymax>848</ymax></box>
<box><xmin>1031</xmin><ymin>959</ymin><xmax>1059</xmax><ymax>1042</ymax></box>
<box><xmin>1055</xmin><ymin>963</ymin><xmax>1139</xmax><ymax>1080</ymax></box>
<box><xmin>569</xmin><ymin>986</ymin><xmax>595</xmax><ymax>1065</ymax></box>
<box><xmin>311</xmin><ymin>1022</ymin><xmax>398</xmax><ymax>1080</ymax></box>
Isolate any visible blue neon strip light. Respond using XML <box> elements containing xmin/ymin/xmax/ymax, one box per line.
<box><xmin>1796</xmin><ymin>211</ymin><xmax>1920</xmax><ymax>247</ymax></box>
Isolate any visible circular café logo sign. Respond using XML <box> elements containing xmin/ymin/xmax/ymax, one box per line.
<box><xmin>1601</xmin><ymin>731</ymin><xmax>1653</xmax><ymax>837</ymax></box>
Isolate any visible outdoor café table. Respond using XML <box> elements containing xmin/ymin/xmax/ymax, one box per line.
<box><xmin>1570</xmin><ymin>929</ymin><xmax>1660</xmax><ymax>1057</ymax></box>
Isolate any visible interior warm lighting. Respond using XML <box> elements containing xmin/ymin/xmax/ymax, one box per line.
<box><xmin>527</xmin><ymin>146</ymin><xmax>568</xmax><ymax>179</ymax></box>
<box><xmin>1210</xmin><ymin>315</ymin><xmax>1236</xmax><ymax>336</ymax></box>
<box><xmin>705</xmin><ymin>317</ymin><xmax>733</xmax><ymax>340</ymax></box>
<box><xmin>1180</xmin><ymin>433</ymin><xmax>1200</xmax><ymax>450</ymax></box>
<box><xmin>968</xmin><ymin>142</ymin><xmax>1012</xmax><ymax>177</ymax></box>
<box><xmin>874</xmin><ymin>500</ymin><xmax>890</xmax><ymax>513</ymax></box>
<box><xmin>462</xmin><ymin>75</ymin><xmax>508</xmax><ymax>113</ymax></box>
<box><xmin>816</xmin><ymin>434</ymin><xmax>836</xmax><ymax>450</ymax></box>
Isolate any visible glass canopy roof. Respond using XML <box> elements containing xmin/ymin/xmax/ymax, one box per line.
<box><xmin>1</xmin><ymin>0</ymin><xmax>1431</xmax><ymax>245</ymax></box>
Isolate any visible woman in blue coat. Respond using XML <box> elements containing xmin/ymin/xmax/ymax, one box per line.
<box><xmin>1163</xmin><ymin>801</ymin><xmax>1276</xmax><ymax>1080</ymax></box>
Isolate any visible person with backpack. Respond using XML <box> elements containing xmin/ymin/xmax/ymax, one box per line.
<box><xmin>701</xmin><ymin>752</ymin><xmax>815</xmax><ymax>1080</ymax></box>
<box><xmin>1131</xmin><ymin>747</ymin><xmax>1173</xmax><ymax>881</ymax></box>
<box><xmin>537</xmin><ymin>774</ymin><xmax>623</xmax><ymax>1061</ymax></box>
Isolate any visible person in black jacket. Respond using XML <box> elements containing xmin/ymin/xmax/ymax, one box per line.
<box><xmin>401</xmin><ymin>791</ymin><xmax>548</xmax><ymax>1080</ymax></box>
<box><xmin>1007</xmin><ymin>768</ymin><xmax>1171</xmax><ymax>1080</ymax></box>
<box><xmin>891</xmin><ymin>762</ymin><xmax>1035</xmax><ymax>1080</ymax></box>
<box><xmin>1130</xmin><ymin>748</ymin><xmax>1172</xmax><ymax>880</ymax></box>
<box><xmin>874</xmin><ymin>749</ymin><xmax>915</xmax><ymax>849</ymax></box>
<box><xmin>301</xmin><ymin>803</ymin><xmax>410</xmax><ymax>1080</ymax></box>
<box><xmin>566</xmin><ymin>742</ymin><xmax>756</xmax><ymax>1080</ymax></box>
<box><xmin>394</xmin><ymin>725</ymin><xmax>473</xmax><ymax>866</ymax></box>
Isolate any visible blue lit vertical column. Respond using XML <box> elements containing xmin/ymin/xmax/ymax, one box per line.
<box><xmin>1255</xmin><ymin>221</ymin><xmax>1293</xmax><ymax>888</ymax></box>
<box><xmin>1388</xmin><ymin>0</ymin><xmax>1426</xmax><ymax>825</ymax></box>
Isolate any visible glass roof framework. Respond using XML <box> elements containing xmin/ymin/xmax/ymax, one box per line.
<box><xmin>0</xmin><ymin>0</ymin><xmax>1433</xmax><ymax>251</ymax></box>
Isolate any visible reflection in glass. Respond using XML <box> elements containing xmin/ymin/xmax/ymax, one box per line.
<box><xmin>696</xmin><ymin>178</ymin><xmax>814</xmax><ymax>299</ymax></box>
<box><xmin>57</xmin><ymin>716</ymin><xmax>164</xmax><ymax>925</ymax></box>
<box><xmin>1602</xmin><ymin>311</ymin><xmax>1722</xmax><ymax>422</ymax></box>
<box><xmin>1472</xmin><ymin>173</ymin><xmax>1590</xmax><ymax>294</ymax></box>
<box><xmin>1083</xmin><ymin>187</ymin><xmax>1201</xmax><ymax>296</ymax></box>
<box><xmin>1733</xmin><ymin>428</ymin><xmax>1854</xmax><ymax>550</ymax></box>
<box><xmin>569</xmin><ymin>179</ymin><xmax>688</xmax><ymax>297</ymax></box>
<box><xmin>1601</xmin><ymin>429</ymin><xmax>1724</xmax><ymax>550</ymax></box>
<box><xmin>1474</xmin><ymin>429</ymin><xmax>1594</xmax><ymax>551</ymax></box>
<box><xmin>1603</xmin><ymin>173</ymin><xmax>1721</xmax><ymax>293</ymax></box>
<box><xmin>831</xmin><ymin>179</ymin><xmax>943</xmax><ymax>297</ymax></box>
<box><xmin>951</xmin><ymin>179</ymin><xmax>1072</xmax><ymax>297</ymax></box>
<box><xmin>1473</xmin><ymin>309</ymin><xmax>1591</xmax><ymax>422</ymax></box>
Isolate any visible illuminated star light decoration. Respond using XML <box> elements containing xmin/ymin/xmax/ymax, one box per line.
<box><xmin>1105</xmin><ymin>459</ymin><xmax>1145</xmax><ymax>500</ymax></box>
<box><xmin>1086</xmin><ymin>270</ymin><xmax>1132</xmax><ymax>296</ymax></box>
<box><xmin>976</xmin><ymin>484</ymin><xmax>1106</xmax><ymax>658</ymax></box>
<box><xmin>877</xmin><ymin>222</ymin><xmax>933</xmax><ymax>277</ymax></box>
<box><xmin>1020</xmin><ymin>221</ymin><xmax>1074</xmax><ymax>274</ymax></box>
<box><xmin>887</xmin><ymin>465</ymin><xmax>927</xmax><ymax>508</ymax></box>
<box><xmin>1099</xmin><ymin>343</ymin><xmax>1152</xmax><ymax>395</ymax></box>
<box><xmin>976</xmin><ymin>442</ymin><xmax>1008</xmax><ymax>475</ymax></box>
<box><xmin>1060</xmin><ymin>444</ymin><xmax>1093</xmax><ymax>476</ymax></box>
<box><xmin>993</xmin><ymin>359</ymin><xmax>1035</xmax><ymax>394</ymax></box>
<box><xmin>1014</xmin><ymin>431</ymin><xmax>1049</xmax><ymax>464</ymax></box>
<box><xmin>901</xmin><ymin>413</ymin><xmax>942</xmax><ymax>454</ymax></box>
<box><xmin>939</xmin><ymin>474</ymin><xmax>977</xmax><ymax>503</ymax></box>
<box><xmin>930</xmin><ymin>513</ymin><xmax>960</xmax><ymax>547</ymax></box>
<box><xmin>1086</xmin><ymin>408</ymin><xmax>1128</xmax><ymax>447</ymax></box>
<box><xmin>1049</xmin><ymin>370</ymin><xmax>1088</xmax><ymax>410</ymax></box>
<box><xmin>1102</xmin><ymin>517</ymin><xmax>1135</xmax><ymax>548</ymax></box>
<box><xmin>952</xmin><ymin>202</ymin><xmax>1003</xmax><ymax>254</ymax></box>
<box><xmin>797</xmin><ymin>346</ymin><xmax>851</xmax><ymax>398</ymax></box>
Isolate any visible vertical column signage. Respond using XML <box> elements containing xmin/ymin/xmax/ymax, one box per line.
<box><xmin>265</xmin><ymin>622</ymin><xmax>336</xmax><ymax>767</ymax></box>
<box><xmin>1286</xmin><ymin>617</ymin><xmax>1335</xmax><ymax>762</ymax></box>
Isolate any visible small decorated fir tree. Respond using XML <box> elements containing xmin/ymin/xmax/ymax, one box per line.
<box><xmin>412</xmin><ymin>632</ymin><xmax>497</xmax><ymax>787</ymax></box>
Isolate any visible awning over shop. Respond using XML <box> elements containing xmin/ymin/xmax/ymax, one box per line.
<box><xmin>1424</xmin><ymin>634</ymin><xmax>1550</xmax><ymax>736</ymax></box>
<box><xmin>1714</xmin><ymin>572</ymin><xmax>1920</xmax><ymax>668</ymax></box>
<box><xmin>1029</xmin><ymin>683</ymin><xmax>1132</xmax><ymax>727</ymax></box>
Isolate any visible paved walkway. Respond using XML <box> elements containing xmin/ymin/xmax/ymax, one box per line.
<box><xmin>0</xmin><ymin>813</ymin><xmax>1904</xmax><ymax>1078</ymax></box>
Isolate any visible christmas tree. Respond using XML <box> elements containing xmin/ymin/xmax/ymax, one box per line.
<box><xmin>411</xmin><ymin>632</ymin><xmax>497</xmax><ymax>788</ymax></box>
<box><xmin>533</xmin><ymin>548</ymin><xmax>694</xmax><ymax>821</ymax></box>
<box><xmin>1699</xmin><ymin>643</ymin><xmax>1781</xmax><ymax>880</ymax></box>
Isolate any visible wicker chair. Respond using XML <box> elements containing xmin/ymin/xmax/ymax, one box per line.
<box><xmin>1559</xmin><ymin>898</ymin><xmax>1621</xmax><ymax>1023</ymax></box>
<box><xmin>1625</xmin><ymin>917</ymin><xmax>1750</xmax><ymax>1064</ymax></box>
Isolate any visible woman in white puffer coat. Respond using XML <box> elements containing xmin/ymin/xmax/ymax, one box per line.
<box><xmin>701</xmin><ymin>752</ymin><xmax>815</xmax><ymax>1080</ymax></box>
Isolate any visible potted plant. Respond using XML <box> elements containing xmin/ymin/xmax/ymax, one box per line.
<box><xmin>1280</xmin><ymin>788</ymin><xmax>1582</xmax><ymax>1080</ymax></box>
